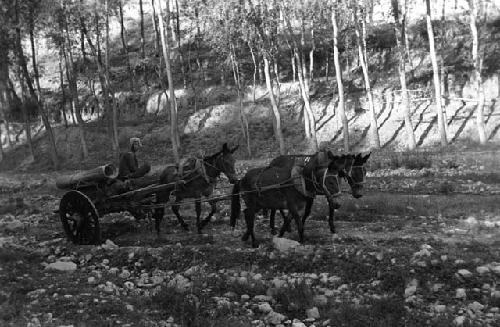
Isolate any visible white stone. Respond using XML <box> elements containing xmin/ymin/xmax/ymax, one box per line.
<box><xmin>468</xmin><ymin>301</ymin><xmax>484</xmax><ymax>313</ymax></box>
<box><xmin>306</xmin><ymin>307</ymin><xmax>320</xmax><ymax>319</ymax></box>
<box><xmin>126</xmin><ymin>304</ymin><xmax>134</xmax><ymax>311</ymax></box>
<box><xmin>258</xmin><ymin>302</ymin><xmax>272</xmax><ymax>313</ymax></box>
<box><xmin>272</xmin><ymin>237</ymin><xmax>300</xmax><ymax>253</ymax></box>
<box><xmin>241</xmin><ymin>294</ymin><xmax>250</xmax><ymax>301</ymax></box>
<box><xmin>124</xmin><ymin>281</ymin><xmax>135</xmax><ymax>290</ymax></box>
<box><xmin>455</xmin><ymin>288</ymin><xmax>467</xmax><ymax>299</ymax></box>
<box><xmin>254</xmin><ymin>295</ymin><xmax>273</xmax><ymax>302</ymax></box>
<box><xmin>167</xmin><ymin>274</ymin><xmax>192</xmax><ymax>293</ymax></box>
<box><xmin>313</xmin><ymin>295</ymin><xmax>328</xmax><ymax>306</ymax></box>
<box><xmin>491</xmin><ymin>291</ymin><xmax>500</xmax><ymax>299</ymax></box>
<box><xmin>266</xmin><ymin>311</ymin><xmax>286</xmax><ymax>325</ymax></box>
<box><xmin>45</xmin><ymin>261</ymin><xmax>77</xmax><ymax>272</ymax></box>
<box><xmin>119</xmin><ymin>270</ymin><xmax>131</xmax><ymax>279</ymax></box>
<box><xmin>458</xmin><ymin>269</ymin><xmax>473</xmax><ymax>278</ymax></box>
<box><xmin>405</xmin><ymin>279</ymin><xmax>418</xmax><ymax>298</ymax></box>
<box><xmin>454</xmin><ymin>315</ymin><xmax>466</xmax><ymax>326</ymax></box>
<box><xmin>88</xmin><ymin>277</ymin><xmax>97</xmax><ymax>284</ymax></box>
<box><xmin>434</xmin><ymin>304</ymin><xmax>446</xmax><ymax>313</ymax></box>
<box><xmin>102</xmin><ymin>239</ymin><xmax>118</xmax><ymax>250</ymax></box>
<box><xmin>476</xmin><ymin>266</ymin><xmax>490</xmax><ymax>275</ymax></box>
<box><xmin>291</xmin><ymin>321</ymin><xmax>307</xmax><ymax>327</ymax></box>
<box><xmin>491</xmin><ymin>265</ymin><xmax>500</xmax><ymax>276</ymax></box>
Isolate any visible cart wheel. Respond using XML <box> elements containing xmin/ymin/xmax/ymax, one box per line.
<box><xmin>59</xmin><ymin>190</ymin><xmax>101</xmax><ymax>245</ymax></box>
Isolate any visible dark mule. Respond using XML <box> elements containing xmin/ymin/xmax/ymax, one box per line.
<box><xmin>154</xmin><ymin>143</ymin><xmax>238</xmax><ymax>234</ymax></box>
<box><xmin>230</xmin><ymin>152</ymin><xmax>342</xmax><ymax>247</ymax></box>
<box><xmin>268</xmin><ymin>152</ymin><xmax>370</xmax><ymax>234</ymax></box>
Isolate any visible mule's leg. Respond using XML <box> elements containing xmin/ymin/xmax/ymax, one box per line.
<box><xmin>246</xmin><ymin>208</ymin><xmax>258</xmax><ymax>248</ymax></box>
<box><xmin>172</xmin><ymin>198</ymin><xmax>189</xmax><ymax>231</ymax></box>
<box><xmin>279</xmin><ymin>209</ymin><xmax>292</xmax><ymax>233</ymax></box>
<box><xmin>288</xmin><ymin>202</ymin><xmax>305</xmax><ymax>243</ymax></box>
<box><xmin>153</xmin><ymin>207</ymin><xmax>164</xmax><ymax>235</ymax></box>
<box><xmin>241</xmin><ymin>208</ymin><xmax>251</xmax><ymax>242</ymax></box>
<box><xmin>301</xmin><ymin>198</ymin><xmax>314</xmax><ymax>226</ymax></box>
<box><xmin>195</xmin><ymin>198</ymin><xmax>203</xmax><ymax>234</ymax></box>
<box><xmin>326</xmin><ymin>197</ymin><xmax>338</xmax><ymax>234</ymax></box>
<box><xmin>270</xmin><ymin>209</ymin><xmax>277</xmax><ymax>235</ymax></box>
<box><xmin>278</xmin><ymin>212</ymin><xmax>293</xmax><ymax>237</ymax></box>
<box><xmin>198</xmin><ymin>199</ymin><xmax>217</xmax><ymax>233</ymax></box>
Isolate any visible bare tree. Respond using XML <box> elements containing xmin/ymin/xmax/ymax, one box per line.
<box><xmin>139</xmin><ymin>0</ymin><xmax>145</xmax><ymax>58</ymax></box>
<box><xmin>332</xmin><ymin>1</ymin><xmax>349</xmax><ymax>151</ymax></box>
<box><xmin>392</xmin><ymin>0</ymin><xmax>416</xmax><ymax>150</ymax></box>
<box><xmin>353</xmin><ymin>1</ymin><xmax>380</xmax><ymax>148</ymax></box>
<box><xmin>156</xmin><ymin>0</ymin><xmax>180</xmax><ymax>163</ymax></box>
<box><xmin>468</xmin><ymin>0</ymin><xmax>487</xmax><ymax>144</ymax></box>
<box><xmin>425</xmin><ymin>0</ymin><xmax>447</xmax><ymax>146</ymax></box>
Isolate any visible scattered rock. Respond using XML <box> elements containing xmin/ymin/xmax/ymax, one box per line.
<box><xmin>265</xmin><ymin>311</ymin><xmax>286</xmax><ymax>325</ymax></box>
<box><xmin>458</xmin><ymin>269</ymin><xmax>473</xmax><ymax>278</ymax></box>
<box><xmin>167</xmin><ymin>274</ymin><xmax>192</xmax><ymax>293</ymax></box>
<box><xmin>101</xmin><ymin>239</ymin><xmax>119</xmax><ymax>250</ymax></box>
<box><xmin>306</xmin><ymin>307</ymin><xmax>320</xmax><ymax>319</ymax></box>
<box><xmin>254</xmin><ymin>295</ymin><xmax>273</xmax><ymax>302</ymax></box>
<box><xmin>291</xmin><ymin>321</ymin><xmax>307</xmax><ymax>327</ymax></box>
<box><xmin>119</xmin><ymin>270</ymin><xmax>131</xmax><ymax>279</ymax></box>
<box><xmin>273</xmin><ymin>237</ymin><xmax>300</xmax><ymax>253</ymax></box>
<box><xmin>454</xmin><ymin>315</ymin><xmax>466</xmax><ymax>326</ymax></box>
<box><xmin>455</xmin><ymin>288</ymin><xmax>467</xmax><ymax>299</ymax></box>
<box><xmin>313</xmin><ymin>295</ymin><xmax>328</xmax><ymax>306</ymax></box>
<box><xmin>476</xmin><ymin>266</ymin><xmax>490</xmax><ymax>275</ymax></box>
<box><xmin>434</xmin><ymin>304</ymin><xmax>446</xmax><ymax>313</ymax></box>
<box><xmin>87</xmin><ymin>277</ymin><xmax>97</xmax><ymax>284</ymax></box>
<box><xmin>405</xmin><ymin>279</ymin><xmax>418</xmax><ymax>298</ymax></box>
<box><xmin>258</xmin><ymin>302</ymin><xmax>273</xmax><ymax>313</ymax></box>
<box><xmin>468</xmin><ymin>301</ymin><xmax>484</xmax><ymax>313</ymax></box>
<box><xmin>45</xmin><ymin>261</ymin><xmax>77</xmax><ymax>272</ymax></box>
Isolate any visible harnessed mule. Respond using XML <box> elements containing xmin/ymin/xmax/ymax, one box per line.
<box><xmin>267</xmin><ymin>152</ymin><xmax>370</xmax><ymax>234</ymax></box>
<box><xmin>154</xmin><ymin>143</ymin><xmax>238</xmax><ymax>234</ymax></box>
<box><xmin>230</xmin><ymin>152</ymin><xmax>342</xmax><ymax>247</ymax></box>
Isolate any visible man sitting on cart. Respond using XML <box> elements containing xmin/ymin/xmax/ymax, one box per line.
<box><xmin>118</xmin><ymin>137</ymin><xmax>151</xmax><ymax>181</ymax></box>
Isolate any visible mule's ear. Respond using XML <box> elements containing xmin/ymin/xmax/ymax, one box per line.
<box><xmin>222</xmin><ymin>143</ymin><xmax>229</xmax><ymax>152</ymax></box>
<box><xmin>230</xmin><ymin>145</ymin><xmax>239</xmax><ymax>153</ymax></box>
<box><xmin>363</xmin><ymin>152</ymin><xmax>371</xmax><ymax>162</ymax></box>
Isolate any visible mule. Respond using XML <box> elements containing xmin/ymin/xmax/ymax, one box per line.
<box><xmin>229</xmin><ymin>151</ymin><xmax>343</xmax><ymax>247</ymax></box>
<box><xmin>153</xmin><ymin>143</ymin><xmax>238</xmax><ymax>234</ymax></box>
<box><xmin>268</xmin><ymin>152</ymin><xmax>370</xmax><ymax>234</ymax></box>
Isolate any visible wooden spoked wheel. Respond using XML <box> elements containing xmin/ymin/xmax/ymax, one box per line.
<box><xmin>59</xmin><ymin>190</ymin><xmax>101</xmax><ymax>245</ymax></box>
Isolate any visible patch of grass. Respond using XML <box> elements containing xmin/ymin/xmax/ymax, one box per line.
<box><xmin>438</xmin><ymin>181</ymin><xmax>455</xmax><ymax>194</ymax></box>
<box><xmin>326</xmin><ymin>296</ymin><xmax>404</xmax><ymax>327</ymax></box>
<box><xmin>274</xmin><ymin>280</ymin><xmax>315</xmax><ymax>316</ymax></box>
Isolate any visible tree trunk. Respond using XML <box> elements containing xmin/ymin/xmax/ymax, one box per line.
<box><xmin>249</xmin><ymin>43</ymin><xmax>257</xmax><ymax>103</ymax></box>
<box><xmin>151</xmin><ymin>0</ymin><xmax>160</xmax><ymax>52</ymax></box>
<box><xmin>0</xmin><ymin>29</ymin><xmax>11</xmax><ymax>150</ymax></box>
<box><xmin>156</xmin><ymin>0</ymin><xmax>180</xmax><ymax>163</ymax></box>
<box><xmin>61</xmin><ymin>5</ymin><xmax>88</xmax><ymax>159</ymax></box>
<box><xmin>392</xmin><ymin>0</ymin><xmax>416</xmax><ymax>150</ymax></box>
<box><xmin>469</xmin><ymin>0</ymin><xmax>486</xmax><ymax>144</ymax></box>
<box><xmin>174</xmin><ymin>0</ymin><xmax>187</xmax><ymax>89</ymax></box>
<box><xmin>425</xmin><ymin>0</ymin><xmax>447</xmax><ymax>146</ymax></box>
<box><xmin>230</xmin><ymin>45</ymin><xmax>251</xmax><ymax>157</ymax></box>
<box><xmin>291</xmin><ymin>51</ymin><xmax>296</xmax><ymax>84</ymax></box>
<box><xmin>118</xmin><ymin>0</ymin><xmax>134</xmax><ymax>91</ymax></box>
<box><xmin>29</xmin><ymin>13</ymin><xmax>59</xmax><ymax>168</ymax></box>
<box><xmin>295</xmin><ymin>51</ymin><xmax>318</xmax><ymax>151</ymax></box>
<box><xmin>309</xmin><ymin>22</ymin><xmax>315</xmax><ymax>83</ymax></box>
<box><xmin>105</xmin><ymin>0</ymin><xmax>119</xmax><ymax>153</ymax></box>
<box><xmin>332</xmin><ymin>5</ymin><xmax>349</xmax><ymax>152</ymax></box>
<box><xmin>354</xmin><ymin>3</ymin><xmax>380</xmax><ymax>148</ymax></box>
<box><xmin>264</xmin><ymin>56</ymin><xmax>285</xmax><ymax>154</ymax></box>
<box><xmin>139</xmin><ymin>0</ymin><xmax>146</xmax><ymax>58</ymax></box>
<box><xmin>58</xmin><ymin>49</ymin><xmax>68</xmax><ymax>127</ymax></box>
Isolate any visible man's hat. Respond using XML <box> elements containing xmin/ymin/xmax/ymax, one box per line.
<box><xmin>130</xmin><ymin>137</ymin><xmax>142</xmax><ymax>147</ymax></box>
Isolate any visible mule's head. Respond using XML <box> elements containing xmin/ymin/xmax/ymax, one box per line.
<box><xmin>216</xmin><ymin>143</ymin><xmax>239</xmax><ymax>184</ymax></box>
<box><xmin>343</xmin><ymin>153</ymin><xmax>370</xmax><ymax>198</ymax></box>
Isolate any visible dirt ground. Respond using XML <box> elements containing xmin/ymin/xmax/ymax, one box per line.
<box><xmin>1</xmin><ymin>156</ymin><xmax>500</xmax><ymax>327</ymax></box>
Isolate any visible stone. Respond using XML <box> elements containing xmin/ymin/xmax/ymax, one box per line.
<box><xmin>313</xmin><ymin>295</ymin><xmax>328</xmax><ymax>306</ymax></box>
<box><xmin>45</xmin><ymin>261</ymin><xmax>77</xmax><ymax>272</ymax></box>
<box><xmin>272</xmin><ymin>237</ymin><xmax>300</xmax><ymax>253</ymax></box>
<box><xmin>458</xmin><ymin>269</ymin><xmax>473</xmax><ymax>278</ymax></box>
<box><xmin>454</xmin><ymin>316</ymin><xmax>465</xmax><ymax>326</ymax></box>
<box><xmin>434</xmin><ymin>304</ymin><xmax>446</xmax><ymax>313</ymax></box>
<box><xmin>476</xmin><ymin>266</ymin><xmax>490</xmax><ymax>275</ymax></box>
<box><xmin>88</xmin><ymin>277</ymin><xmax>97</xmax><ymax>284</ymax></box>
<box><xmin>126</xmin><ymin>304</ymin><xmax>134</xmax><ymax>311</ymax></box>
<box><xmin>491</xmin><ymin>291</ymin><xmax>500</xmax><ymax>299</ymax></box>
<box><xmin>468</xmin><ymin>301</ymin><xmax>484</xmax><ymax>313</ymax></box>
<box><xmin>258</xmin><ymin>302</ymin><xmax>273</xmax><ymax>313</ymax></box>
<box><xmin>291</xmin><ymin>321</ymin><xmax>307</xmax><ymax>327</ymax></box>
<box><xmin>405</xmin><ymin>279</ymin><xmax>418</xmax><ymax>298</ymax></box>
<box><xmin>455</xmin><ymin>288</ymin><xmax>467</xmax><ymax>299</ymax></box>
<box><xmin>167</xmin><ymin>274</ymin><xmax>192</xmax><ymax>293</ymax></box>
<box><xmin>119</xmin><ymin>270</ymin><xmax>131</xmax><ymax>279</ymax></box>
<box><xmin>124</xmin><ymin>281</ymin><xmax>135</xmax><ymax>290</ymax></box>
<box><xmin>306</xmin><ymin>307</ymin><xmax>320</xmax><ymax>319</ymax></box>
<box><xmin>266</xmin><ymin>311</ymin><xmax>286</xmax><ymax>325</ymax></box>
<box><xmin>491</xmin><ymin>265</ymin><xmax>500</xmax><ymax>276</ymax></box>
<box><xmin>102</xmin><ymin>239</ymin><xmax>119</xmax><ymax>250</ymax></box>
<box><xmin>254</xmin><ymin>295</ymin><xmax>273</xmax><ymax>302</ymax></box>
<box><xmin>241</xmin><ymin>294</ymin><xmax>250</xmax><ymax>301</ymax></box>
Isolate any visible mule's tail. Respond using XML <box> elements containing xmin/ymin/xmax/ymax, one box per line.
<box><xmin>230</xmin><ymin>181</ymin><xmax>241</xmax><ymax>227</ymax></box>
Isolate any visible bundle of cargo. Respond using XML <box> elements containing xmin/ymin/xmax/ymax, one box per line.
<box><xmin>55</xmin><ymin>164</ymin><xmax>118</xmax><ymax>190</ymax></box>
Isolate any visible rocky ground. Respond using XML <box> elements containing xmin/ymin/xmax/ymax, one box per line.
<box><xmin>1</xmin><ymin>158</ymin><xmax>500</xmax><ymax>327</ymax></box>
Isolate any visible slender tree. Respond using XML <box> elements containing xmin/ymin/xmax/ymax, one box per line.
<box><xmin>105</xmin><ymin>0</ymin><xmax>119</xmax><ymax>152</ymax></box>
<box><xmin>139</xmin><ymin>0</ymin><xmax>145</xmax><ymax>58</ymax></box>
<box><xmin>332</xmin><ymin>1</ymin><xmax>349</xmax><ymax>151</ymax></box>
<box><xmin>468</xmin><ymin>0</ymin><xmax>487</xmax><ymax>144</ymax></box>
<box><xmin>425</xmin><ymin>0</ymin><xmax>447</xmax><ymax>146</ymax></box>
<box><xmin>353</xmin><ymin>1</ymin><xmax>380</xmax><ymax>148</ymax></box>
<box><xmin>392</xmin><ymin>0</ymin><xmax>416</xmax><ymax>150</ymax></box>
<box><xmin>156</xmin><ymin>0</ymin><xmax>180</xmax><ymax>163</ymax></box>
